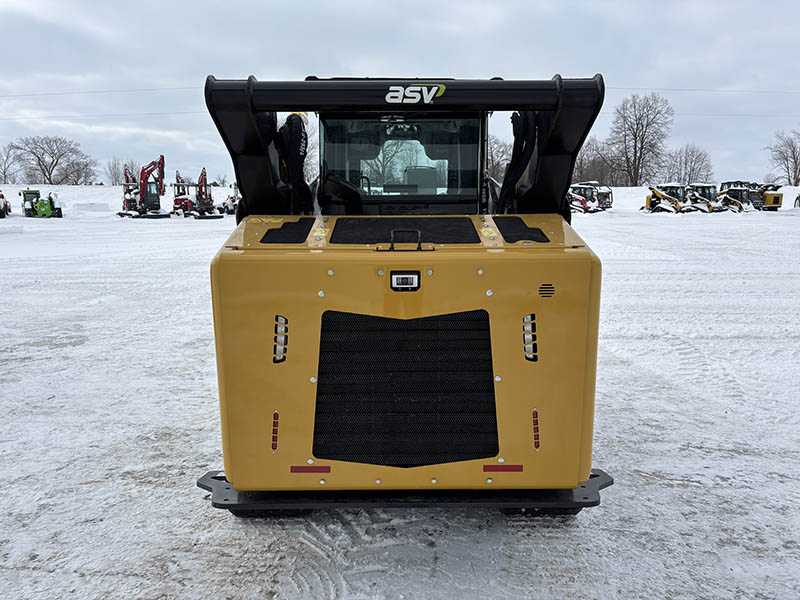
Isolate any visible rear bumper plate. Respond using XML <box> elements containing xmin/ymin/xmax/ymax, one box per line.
<box><xmin>197</xmin><ymin>468</ymin><xmax>613</xmax><ymax>511</ymax></box>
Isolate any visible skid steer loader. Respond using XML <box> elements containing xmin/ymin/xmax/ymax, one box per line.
<box><xmin>756</xmin><ymin>183</ymin><xmax>782</xmax><ymax>211</ymax></box>
<box><xmin>576</xmin><ymin>181</ymin><xmax>613</xmax><ymax>209</ymax></box>
<box><xmin>685</xmin><ymin>183</ymin><xmax>719</xmax><ymax>212</ymax></box>
<box><xmin>197</xmin><ymin>74</ymin><xmax>613</xmax><ymax>517</ymax></box>
<box><xmin>642</xmin><ymin>183</ymin><xmax>699</xmax><ymax>213</ymax></box>
<box><xmin>567</xmin><ymin>183</ymin><xmax>603</xmax><ymax>213</ymax></box>
<box><xmin>718</xmin><ymin>181</ymin><xmax>755</xmax><ymax>212</ymax></box>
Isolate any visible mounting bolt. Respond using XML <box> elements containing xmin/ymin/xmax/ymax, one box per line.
<box><xmin>427</xmin><ymin>269</ymin><xmax>434</xmax><ymax>276</ymax></box>
<box><xmin>309</xmin><ymin>377</ymin><xmax>317</xmax><ymax>383</ymax></box>
<box><xmin>315</xmin><ymin>237</ymin><xmax>322</xmax><ymax>241</ymax></box>
<box><xmin>327</xmin><ymin>269</ymin><xmax>334</xmax><ymax>276</ymax></box>
<box><xmin>431</xmin><ymin>478</ymin><xmax>438</xmax><ymax>484</ymax></box>
<box><xmin>375</xmin><ymin>479</ymin><xmax>382</xmax><ymax>485</ymax></box>
<box><xmin>498</xmin><ymin>457</ymin><xmax>505</xmax><ymax>463</ymax></box>
<box><xmin>307</xmin><ymin>459</ymin><xmax>314</xmax><ymax>465</ymax></box>
<box><xmin>319</xmin><ymin>479</ymin><xmax>326</xmax><ymax>485</ymax></box>
<box><xmin>318</xmin><ymin>290</ymin><xmax>325</xmax><ymax>297</ymax></box>
<box><xmin>477</xmin><ymin>268</ymin><xmax>484</xmax><ymax>276</ymax></box>
<box><xmin>490</xmin><ymin>236</ymin><xmax>496</xmax><ymax>241</ymax></box>
<box><xmin>495</xmin><ymin>375</ymin><xmax>502</xmax><ymax>382</ymax></box>
<box><xmin>486</xmin><ymin>478</ymin><xmax>493</xmax><ymax>484</ymax></box>
<box><xmin>378</xmin><ymin>269</ymin><xmax>385</xmax><ymax>276</ymax></box>
<box><xmin>486</xmin><ymin>289</ymin><xmax>493</xmax><ymax>296</ymax></box>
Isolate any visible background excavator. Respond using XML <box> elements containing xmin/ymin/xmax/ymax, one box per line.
<box><xmin>170</xmin><ymin>168</ymin><xmax>223</xmax><ymax>219</ymax></box>
<box><xmin>118</xmin><ymin>155</ymin><xmax>170</xmax><ymax>218</ymax></box>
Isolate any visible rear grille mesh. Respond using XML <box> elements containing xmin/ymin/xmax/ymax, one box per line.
<box><xmin>312</xmin><ymin>310</ymin><xmax>499</xmax><ymax>467</ymax></box>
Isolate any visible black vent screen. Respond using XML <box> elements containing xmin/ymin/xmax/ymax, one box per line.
<box><xmin>313</xmin><ymin>310</ymin><xmax>498</xmax><ymax>467</ymax></box>
<box><xmin>329</xmin><ymin>217</ymin><xmax>480</xmax><ymax>244</ymax></box>
<box><xmin>259</xmin><ymin>218</ymin><xmax>315</xmax><ymax>244</ymax></box>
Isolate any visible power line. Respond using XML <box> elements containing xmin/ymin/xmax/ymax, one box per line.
<box><xmin>676</xmin><ymin>113</ymin><xmax>800</xmax><ymax>118</ymax></box>
<box><xmin>0</xmin><ymin>111</ymin><xmax>206</xmax><ymax>122</ymax></box>
<box><xmin>0</xmin><ymin>86</ymin><xmax>196</xmax><ymax>99</ymax></box>
<box><xmin>608</xmin><ymin>86</ymin><xmax>800</xmax><ymax>95</ymax></box>
<box><xmin>1</xmin><ymin>84</ymin><xmax>800</xmax><ymax>99</ymax></box>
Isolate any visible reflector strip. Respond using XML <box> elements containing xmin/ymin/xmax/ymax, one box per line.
<box><xmin>532</xmin><ymin>409</ymin><xmax>540</xmax><ymax>449</ymax></box>
<box><xmin>272</xmin><ymin>411</ymin><xmax>279</xmax><ymax>451</ymax></box>
<box><xmin>483</xmin><ymin>465</ymin><xmax>523</xmax><ymax>472</ymax></box>
<box><xmin>290</xmin><ymin>466</ymin><xmax>331</xmax><ymax>473</ymax></box>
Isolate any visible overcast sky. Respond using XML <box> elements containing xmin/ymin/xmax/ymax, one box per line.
<box><xmin>1</xmin><ymin>0</ymin><xmax>798</xmax><ymax>184</ymax></box>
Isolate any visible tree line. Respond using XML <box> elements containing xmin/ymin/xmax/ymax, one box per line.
<box><xmin>1</xmin><ymin>136</ymin><xmax>98</xmax><ymax>185</ymax></box>
<box><xmin>489</xmin><ymin>93</ymin><xmax>800</xmax><ymax>187</ymax></box>
<box><xmin>2</xmin><ymin>109</ymin><xmax>799</xmax><ymax>187</ymax></box>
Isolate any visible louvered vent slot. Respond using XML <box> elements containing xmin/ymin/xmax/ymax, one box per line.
<box><xmin>538</xmin><ymin>283</ymin><xmax>556</xmax><ymax>298</ymax></box>
<box><xmin>273</xmin><ymin>315</ymin><xmax>288</xmax><ymax>363</ymax></box>
<box><xmin>312</xmin><ymin>310</ymin><xmax>499</xmax><ymax>468</ymax></box>
<box><xmin>523</xmin><ymin>313</ymin><xmax>538</xmax><ymax>362</ymax></box>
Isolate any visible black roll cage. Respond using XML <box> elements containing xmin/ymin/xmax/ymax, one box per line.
<box><xmin>205</xmin><ymin>74</ymin><xmax>604</xmax><ymax>222</ymax></box>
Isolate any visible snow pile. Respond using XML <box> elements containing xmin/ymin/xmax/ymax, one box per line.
<box><xmin>1</xmin><ymin>185</ymin><xmax>799</xmax><ymax>598</ymax></box>
<box><xmin>0</xmin><ymin>184</ymin><xmax>117</xmax><ymax>213</ymax></box>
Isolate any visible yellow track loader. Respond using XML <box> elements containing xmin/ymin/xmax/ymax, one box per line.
<box><xmin>642</xmin><ymin>184</ymin><xmax>701</xmax><ymax>213</ymax></box>
<box><xmin>686</xmin><ymin>183</ymin><xmax>721</xmax><ymax>212</ymax></box>
<box><xmin>197</xmin><ymin>74</ymin><xmax>613</xmax><ymax>516</ymax></box>
<box><xmin>756</xmin><ymin>183</ymin><xmax>782</xmax><ymax>211</ymax></box>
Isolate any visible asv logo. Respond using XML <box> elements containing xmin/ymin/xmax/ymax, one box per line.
<box><xmin>385</xmin><ymin>84</ymin><xmax>446</xmax><ymax>104</ymax></box>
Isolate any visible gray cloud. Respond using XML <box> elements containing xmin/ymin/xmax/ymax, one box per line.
<box><xmin>1</xmin><ymin>0</ymin><xmax>798</xmax><ymax>183</ymax></box>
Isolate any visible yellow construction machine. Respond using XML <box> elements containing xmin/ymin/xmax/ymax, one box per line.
<box><xmin>642</xmin><ymin>183</ymin><xmax>700</xmax><ymax>213</ymax></box>
<box><xmin>197</xmin><ymin>74</ymin><xmax>613</xmax><ymax>516</ymax></box>
<box><xmin>756</xmin><ymin>183</ymin><xmax>782</xmax><ymax>211</ymax></box>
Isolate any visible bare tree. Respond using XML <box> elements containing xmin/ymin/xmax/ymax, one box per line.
<box><xmin>765</xmin><ymin>129</ymin><xmax>800</xmax><ymax>186</ymax></box>
<box><xmin>602</xmin><ymin>93</ymin><xmax>674</xmax><ymax>186</ymax></box>
<box><xmin>60</xmin><ymin>155</ymin><xmax>98</xmax><ymax>185</ymax></box>
<box><xmin>661</xmin><ymin>144</ymin><xmax>714</xmax><ymax>184</ymax></box>
<box><xmin>104</xmin><ymin>156</ymin><xmax>124</xmax><ymax>185</ymax></box>
<box><xmin>362</xmin><ymin>140</ymin><xmax>409</xmax><ymax>187</ymax></box>
<box><xmin>572</xmin><ymin>136</ymin><xmax>624</xmax><ymax>185</ymax></box>
<box><xmin>0</xmin><ymin>143</ymin><xmax>18</xmax><ymax>184</ymax></box>
<box><xmin>125</xmin><ymin>158</ymin><xmax>142</xmax><ymax>180</ymax></box>
<box><xmin>763</xmin><ymin>172</ymin><xmax>779</xmax><ymax>184</ymax></box>
<box><xmin>10</xmin><ymin>136</ymin><xmax>98</xmax><ymax>184</ymax></box>
<box><xmin>215</xmin><ymin>173</ymin><xmax>229</xmax><ymax>187</ymax></box>
<box><xmin>486</xmin><ymin>134</ymin><xmax>512</xmax><ymax>181</ymax></box>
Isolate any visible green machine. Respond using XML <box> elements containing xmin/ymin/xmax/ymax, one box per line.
<box><xmin>19</xmin><ymin>189</ymin><xmax>63</xmax><ymax>218</ymax></box>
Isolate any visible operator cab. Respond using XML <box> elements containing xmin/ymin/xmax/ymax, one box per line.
<box><xmin>319</xmin><ymin>113</ymin><xmax>481</xmax><ymax>215</ymax></box>
<box><xmin>660</xmin><ymin>184</ymin><xmax>685</xmax><ymax>201</ymax></box>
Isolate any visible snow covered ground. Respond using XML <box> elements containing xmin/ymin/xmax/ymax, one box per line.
<box><xmin>1</xmin><ymin>187</ymin><xmax>799</xmax><ymax>599</ymax></box>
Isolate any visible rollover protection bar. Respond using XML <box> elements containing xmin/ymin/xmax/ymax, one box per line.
<box><xmin>204</xmin><ymin>74</ymin><xmax>605</xmax><ymax>219</ymax></box>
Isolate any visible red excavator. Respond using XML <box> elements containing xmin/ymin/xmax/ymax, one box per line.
<box><xmin>118</xmin><ymin>155</ymin><xmax>169</xmax><ymax>218</ymax></box>
<box><xmin>170</xmin><ymin>167</ymin><xmax>223</xmax><ymax>219</ymax></box>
